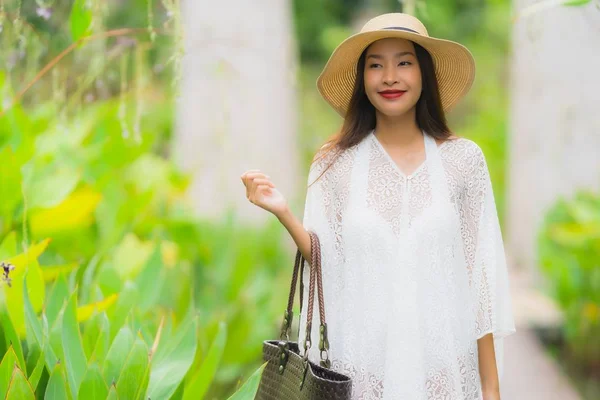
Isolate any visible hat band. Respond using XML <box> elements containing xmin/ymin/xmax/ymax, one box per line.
<box><xmin>381</xmin><ymin>26</ymin><xmax>419</xmax><ymax>34</ymax></box>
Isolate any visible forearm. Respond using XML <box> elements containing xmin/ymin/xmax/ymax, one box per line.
<box><xmin>276</xmin><ymin>206</ymin><xmax>312</xmax><ymax>263</ymax></box>
<box><xmin>477</xmin><ymin>333</ymin><xmax>500</xmax><ymax>396</ymax></box>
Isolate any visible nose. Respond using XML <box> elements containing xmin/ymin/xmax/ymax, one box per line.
<box><xmin>383</xmin><ymin>66</ymin><xmax>397</xmax><ymax>86</ymax></box>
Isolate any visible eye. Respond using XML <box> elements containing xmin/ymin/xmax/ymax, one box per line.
<box><xmin>399</xmin><ymin>61</ymin><xmax>412</xmax><ymax>66</ymax></box>
<box><xmin>368</xmin><ymin>63</ymin><xmax>381</xmax><ymax>68</ymax></box>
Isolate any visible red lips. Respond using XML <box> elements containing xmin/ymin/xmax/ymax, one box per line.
<box><xmin>378</xmin><ymin>90</ymin><xmax>406</xmax><ymax>99</ymax></box>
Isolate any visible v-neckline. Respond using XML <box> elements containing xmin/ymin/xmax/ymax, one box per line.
<box><xmin>371</xmin><ymin>130</ymin><xmax>429</xmax><ymax>179</ymax></box>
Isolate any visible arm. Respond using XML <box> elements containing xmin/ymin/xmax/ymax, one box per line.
<box><xmin>276</xmin><ymin>206</ymin><xmax>312</xmax><ymax>263</ymax></box>
<box><xmin>478</xmin><ymin>333</ymin><xmax>500</xmax><ymax>399</ymax></box>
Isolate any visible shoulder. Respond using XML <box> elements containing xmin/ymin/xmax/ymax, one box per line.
<box><xmin>438</xmin><ymin>136</ymin><xmax>486</xmax><ymax>163</ymax></box>
<box><xmin>311</xmin><ymin>141</ymin><xmax>356</xmax><ymax>172</ymax></box>
<box><xmin>437</xmin><ymin>135</ymin><xmax>489</xmax><ymax>183</ymax></box>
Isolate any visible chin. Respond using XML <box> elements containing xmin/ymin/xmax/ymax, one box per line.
<box><xmin>375</xmin><ymin>106</ymin><xmax>412</xmax><ymax>118</ymax></box>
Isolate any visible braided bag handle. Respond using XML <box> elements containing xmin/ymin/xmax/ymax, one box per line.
<box><xmin>279</xmin><ymin>230</ymin><xmax>330</xmax><ymax>368</ymax></box>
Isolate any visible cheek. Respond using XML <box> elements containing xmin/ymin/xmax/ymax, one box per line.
<box><xmin>363</xmin><ymin>71</ymin><xmax>376</xmax><ymax>92</ymax></box>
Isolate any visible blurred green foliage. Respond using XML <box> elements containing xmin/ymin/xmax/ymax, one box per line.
<box><xmin>538</xmin><ymin>191</ymin><xmax>600</xmax><ymax>376</ymax></box>
<box><xmin>0</xmin><ymin>0</ymin><xmax>275</xmax><ymax>398</ymax></box>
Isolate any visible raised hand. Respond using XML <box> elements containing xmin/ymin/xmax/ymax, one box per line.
<box><xmin>241</xmin><ymin>169</ymin><xmax>288</xmax><ymax>217</ymax></box>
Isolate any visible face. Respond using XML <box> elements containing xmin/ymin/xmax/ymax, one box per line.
<box><xmin>363</xmin><ymin>38</ymin><xmax>422</xmax><ymax>118</ymax></box>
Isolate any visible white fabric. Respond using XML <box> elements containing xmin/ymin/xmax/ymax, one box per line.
<box><xmin>298</xmin><ymin>130</ymin><xmax>516</xmax><ymax>400</ymax></box>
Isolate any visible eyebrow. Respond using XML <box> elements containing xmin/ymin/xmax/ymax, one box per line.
<box><xmin>366</xmin><ymin>51</ymin><xmax>415</xmax><ymax>60</ymax></box>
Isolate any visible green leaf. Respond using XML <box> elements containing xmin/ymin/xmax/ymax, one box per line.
<box><xmin>0</xmin><ymin>310</ymin><xmax>26</xmax><ymax>373</ymax></box>
<box><xmin>146</xmin><ymin>316</ymin><xmax>198</xmax><ymax>400</ymax></box>
<box><xmin>107</xmin><ymin>281</ymin><xmax>139</xmax><ymax>341</ymax></box>
<box><xmin>47</xmin><ymin>308</ymin><xmax>65</xmax><ymax>370</ymax></box>
<box><xmin>77</xmin><ymin>363</ymin><xmax>109</xmax><ymax>400</ymax></box>
<box><xmin>23</xmin><ymin>276</ymin><xmax>44</xmax><ymax>348</ymax></box>
<box><xmin>115</xmin><ymin>337</ymin><xmax>149</xmax><ymax>400</ymax></box>
<box><xmin>45</xmin><ymin>363</ymin><xmax>69</xmax><ymax>400</ymax></box>
<box><xmin>106</xmin><ymin>384</ymin><xmax>119</xmax><ymax>400</ymax></box>
<box><xmin>135</xmin><ymin>245</ymin><xmax>164</xmax><ymax>313</ymax></box>
<box><xmin>62</xmin><ymin>291</ymin><xmax>88</xmax><ymax>398</ymax></box>
<box><xmin>46</xmin><ymin>273</ymin><xmax>70</xmax><ymax>328</ymax></box>
<box><xmin>3</xmin><ymin>246</ymin><xmax>47</xmax><ymax>336</ymax></box>
<box><xmin>22</xmin><ymin>162</ymin><xmax>81</xmax><ymax>210</ymax></box>
<box><xmin>0</xmin><ymin>231</ymin><xmax>17</xmax><ymax>261</ymax></box>
<box><xmin>226</xmin><ymin>362</ymin><xmax>267</xmax><ymax>400</ymax></box>
<box><xmin>0</xmin><ymin>148</ymin><xmax>22</xmax><ymax>221</ymax></box>
<box><xmin>564</xmin><ymin>0</ymin><xmax>591</xmax><ymax>5</ymax></box>
<box><xmin>183</xmin><ymin>322</ymin><xmax>227</xmax><ymax>400</ymax></box>
<box><xmin>83</xmin><ymin>311</ymin><xmax>110</xmax><ymax>363</ymax></box>
<box><xmin>0</xmin><ymin>346</ymin><xmax>19</xmax><ymax>395</ymax></box>
<box><xmin>112</xmin><ymin>234</ymin><xmax>155</xmax><ymax>281</ymax></box>
<box><xmin>5</xmin><ymin>365</ymin><xmax>35</xmax><ymax>399</ymax></box>
<box><xmin>102</xmin><ymin>327</ymin><xmax>134</xmax><ymax>385</ymax></box>
<box><xmin>69</xmin><ymin>0</ymin><xmax>93</xmax><ymax>42</ymax></box>
<box><xmin>27</xmin><ymin>350</ymin><xmax>45</xmax><ymax>391</ymax></box>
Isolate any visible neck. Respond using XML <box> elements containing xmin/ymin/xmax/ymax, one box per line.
<box><xmin>373</xmin><ymin>108</ymin><xmax>422</xmax><ymax>146</ymax></box>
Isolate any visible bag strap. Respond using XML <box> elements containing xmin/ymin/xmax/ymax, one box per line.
<box><xmin>279</xmin><ymin>230</ymin><xmax>330</xmax><ymax>368</ymax></box>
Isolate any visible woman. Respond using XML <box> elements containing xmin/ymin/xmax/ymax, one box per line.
<box><xmin>241</xmin><ymin>13</ymin><xmax>516</xmax><ymax>400</ymax></box>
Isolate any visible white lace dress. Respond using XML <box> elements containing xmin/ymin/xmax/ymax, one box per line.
<box><xmin>298</xmin><ymin>130</ymin><xmax>516</xmax><ymax>400</ymax></box>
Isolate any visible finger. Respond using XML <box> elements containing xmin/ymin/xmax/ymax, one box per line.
<box><xmin>256</xmin><ymin>184</ymin><xmax>271</xmax><ymax>198</ymax></box>
<box><xmin>252</xmin><ymin>178</ymin><xmax>275</xmax><ymax>188</ymax></box>
<box><xmin>241</xmin><ymin>169</ymin><xmax>262</xmax><ymax>187</ymax></box>
<box><xmin>254</xmin><ymin>183</ymin><xmax>274</xmax><ymax>199</ymax></box>
<box><xmin>248</xmin><ymin>174</ymin><xmax>271</xmax><ymax>195</ymax></box>
<box><xmin>241</xmin><ymin>169</ymin><xmax>263</xmax><ymax>181</ymax></box>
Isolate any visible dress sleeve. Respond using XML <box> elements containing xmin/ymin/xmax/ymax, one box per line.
<box><xmin>458</xmin><ymin>144</ymin><xmax>516</xmax><ymax>380</ymax></box>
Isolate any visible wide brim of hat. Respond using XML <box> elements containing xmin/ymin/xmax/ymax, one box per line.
<box><xmin>317</xmin><ymin>30</ymin><xmax>476</xmax><ymax>117</ymax></box>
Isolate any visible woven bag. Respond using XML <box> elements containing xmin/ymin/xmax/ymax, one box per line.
<box><xmin>255</xmin><ymin>230</ymin><xmax>352</xmax><ymax>399</ymax></box>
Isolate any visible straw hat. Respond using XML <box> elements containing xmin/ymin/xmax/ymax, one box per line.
<box><xmin>317</xmin><ymin>13</ymin><xmax>476</xmax><ymax>117</ymax></box>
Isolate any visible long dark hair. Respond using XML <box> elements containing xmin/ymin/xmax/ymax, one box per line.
<box><xmin>309</xmin><ymin>41</ymin><xmax>454</xmax><ymax>188</ymax></box>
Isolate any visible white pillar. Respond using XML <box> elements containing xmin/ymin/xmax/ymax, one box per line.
<box><xmin>173</xmin><ymin>1</ymin><xmax>300</xmax><ymax>224</ymax></box>
<box><xmin>508</xmin><ymin>1</ymin><xmax>600</xmax><ymax>278</ymax></box>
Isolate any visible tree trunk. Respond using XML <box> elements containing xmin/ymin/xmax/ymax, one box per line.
<box><xmin>173</xmin><ymin>1</ymin><xmax>299</xmax><ymax>224</ymax></box>
<box><xmin>507</xmin><ymin>1</ymin><xmax>600</xmax><ymax>279</ymax></box>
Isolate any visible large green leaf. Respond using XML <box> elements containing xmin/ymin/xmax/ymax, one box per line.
<box><xmin>0</xmin><ymin>232</ymin><xmax>17</xmax><ymax>262</ymax></box>
<box><xmin>135</xmin><ymin>245</ymin><xmax>164</xmax><ymax>313</ymax></box>
<box><xmin>227</xmin><ymin>362</ymin><xmax>267</xmax><ymax>400</ymax></box>
<box><xmin>112</xmin><ymin>234</ymin><xmax>154</xmax><ymax>281</ymax></box>
<box><xmin>62</xmin><ymin>291</ymin><xmax>88</xmax><ymax>398</ymax></box>
<box><xmin>115</xmin><ymin>337</ymin><xmax>149</xmax><ymax>400</ymax></box>
<box><xmin>83</xmin><ymin>311</ymin><xmax>110</xmax><ymax>363</ymax></box>
<box><xmin>0</xmin><ymin>346</ymin><xmax>19</xmax><ymax>396</ymax></box>
<box><xmin>3</xmin><ymin>240</ymin><xmax>48</xmax><ymax>336</ymax></box>
<box><xmin>107</xmin><ymin>281</ymin><xmax>139</xmax><ymax>341</ymax></box>
<box><xmin>0</xmin><ymin>310</ymin><xmax>26</xmax><ymax>374</ymax></box>
<box><xmin>23</xmin><ymin>276</ymin><xmax>44</xmax><ymax>349</ymax></box>
<box><xmin>102</xmin><ymin>327</ymin><xmax>134</xmax><ymax>385</ymax></box>
<box><xmin>45</xmin><ymin>363</ymin><xmax>69</xmax><ymax>400</ymax></box>
<box><xmin>69</xmin><ymin>0</ymin><xmax>92</xmax><ymax>42</ymax></box>
<box><xmin>106</xmin><ymin>384</ymin><xmax>119</xmax><ymax>400</ymax></box>
<box><xmin>0</xmin><ymin>147</ymin><xmax>22</xmax><ymax>221</ymax></box>
<box><xmin>27</xmin><ymin>350</ymin><xmax>45</xmax><ymax>392</ymax></box>
<box><xmin>183</xmin><ymin>322</ymin><xmax>227</xmax><ymax>400</ymax></box>
<box><xmin>46</xmin><ymin>273</ymin><xmax>70</xmax><ymax>328</ymax></box>
<box><xmin>146</xmin><ymin>316</ymin><xmax>198</xmax><ymax>400</ymax></box>
<box><xmin>47</xmin><ymin>308</ymin><xmax>65</xmax><ymax>370</ymax></box>
<box><xmin>22</xmin><ymin>161</ymin><xmax>81</xmax><ymax>210</ymax></box>
<box><xmin>5</xmin><ymin>365</ymin><xmax>35</xmax><ymax>399</ymax></box>
<box><xmin>77</xmin><ymin>363</ymin><xmax>109</xmax><ymax>400</ymax></box>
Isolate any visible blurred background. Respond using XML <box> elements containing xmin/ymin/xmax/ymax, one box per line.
<box><xmin>0</xmin><ymin>0</ymin><xmax>598</xmax><ymax>399</ymax></box>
